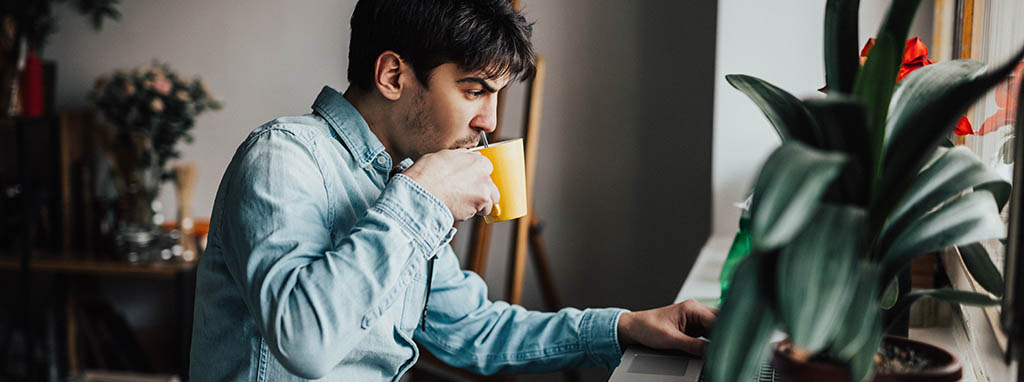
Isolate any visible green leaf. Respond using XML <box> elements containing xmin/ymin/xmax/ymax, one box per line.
<box><xmin>879</xmin><ymin>146</ymin><xmax>1010</xmax><ymax>256</ymax></box>
<box><xmin>958</xmin><ymin>243</ymin><xmax>1005</xmax><ymax>297</ymax></box>
<box><xmin>803</xmin><ymin>98</ymin><xmax>871</xmax><ymax>205</ymax></box>
<box><xmin>855</xmin><ymin>33</ymin><xmax>900</xmax><ymax>186</ymax></box>
<box><xmin>879</xmin><ymin>46</ymin><xmax>1024</xmax><ymax>223</ymax></box>
<box><xmin>845</xmin><ymin>327</ymin><xmax>883</xmax><ymax>382</ymax></box>
<box><xmin>906</xmin><ymin>288</ymin><xmax>1001</xmax><ymax>306</ymax></box>
<box><xmin>881</xmin><ymin>189</ymin><xmax>1006</xmax><ymax>284</ymax></box>
<box><xmin>776</xmin><ymin>205</ymin><xmax>864</xmax><ymax>353</ymax></box>
<box><xmin>802</xmin><ymin>98</ymin><xmax>870</xmax><ymax>159</ymax></box>
<box><xmin>824</xmin><ymin>0</ymin><xmax>861</xmax><ymax>95</ymax></box>
<box><xmin>881</xmin><ymin>277</ymin><xmax>899</xmax><ymax>309</ymax></box>
<box><xmin>705</xmin><ymin>254</ymin><xmax>779</xmax><ymax>382</ymax></box>
<box><xmin>832</xmin><ymin>266</ymin><xmax>883</xmax><ymax>381</ymax></box>
<box><xmin>853</xmin><ymin>0</ymin><xmax>921</xmax><ymax>203</ymax></box>
<box><xmin>885</xmin><ymin>288</ymin><xmax>999</xmax><ymax>336</ymax></box>
<box><xmin>726</xmin><ymin>74</ymin><xmax>821</xmax><ymax>145</ymax></box>
<box><xmin>750</xmin><ymin>142</ymin><xmax>848</xmax><ymax>251</ymax></box>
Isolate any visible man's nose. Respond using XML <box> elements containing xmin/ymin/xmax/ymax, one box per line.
<box><xmin>471</xmin><ymin>96</ymin><xmax>498</xmax><ymax>133</ymax></box>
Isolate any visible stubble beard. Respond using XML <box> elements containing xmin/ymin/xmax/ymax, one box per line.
<box><xmin>401</xmin><ymin>94</ymin><xmax>439</xmax><ymax>161</ymax></box>
<box><xmin>401</xmin><ymin>93</ymin><xmax>479</xmax><ymax>160</ymax></box>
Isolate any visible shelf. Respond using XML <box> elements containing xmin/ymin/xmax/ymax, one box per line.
<box><xmin>0</xmin><ymin>251</ymin><xmax>197</xmax><ymax>279</ymax></box>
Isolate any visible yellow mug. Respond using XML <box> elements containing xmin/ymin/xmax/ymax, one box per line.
<box><xmin>471</xmin><ymin>138</ymin><xmax>527</xmax><ymax>223</ymax></box>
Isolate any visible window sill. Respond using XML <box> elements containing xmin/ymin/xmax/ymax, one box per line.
<box><xmin>931</xmin><ymin>248</ymin><xmax>1016</xmax><ymax>382</ymax></box>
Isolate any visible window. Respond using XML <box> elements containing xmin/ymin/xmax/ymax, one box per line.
<box><xmin>939</xmin><ymin>0</ymin><xmax>1024</xmax><ymax>355</ymax></box>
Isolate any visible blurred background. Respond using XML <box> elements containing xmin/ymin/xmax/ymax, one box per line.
<box><xmin>0</xmin><ymin>0</ymin><xmax>931</xmax><ymax>381</ymax></box>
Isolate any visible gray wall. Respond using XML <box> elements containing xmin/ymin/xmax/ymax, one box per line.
<box><xmin>48</xmin><ymin>0</ymin><xmax>715</xmax><ymax>380</ymax></box>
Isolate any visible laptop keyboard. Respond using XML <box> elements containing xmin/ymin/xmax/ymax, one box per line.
<box><xmin>698</xmin><ymin>362</ymin><xmax>778</xmax><ymax>382</ymax></box>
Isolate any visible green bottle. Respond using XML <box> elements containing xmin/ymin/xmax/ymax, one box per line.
<box><xmin>719</xmin><ymin>199</ymin><xmax>752</xmax><ymax>304</ymax></box>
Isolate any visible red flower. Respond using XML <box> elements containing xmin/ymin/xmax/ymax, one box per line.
<box><xmin>858</xmin><ymin>37</ymin><xmax>936</xmax><ymax>81</ymax></box>
<box><xmin>861</xmin><ymin>37</ymin><xmax>973</xmax><ymax>136</ymax></box>
<box><xmin>953</xmin><ymin>116</ymin><xmax>974</xmax><ymax>136</ymax></box>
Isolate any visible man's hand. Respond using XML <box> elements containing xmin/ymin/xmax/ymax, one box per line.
<box><xmin>404</xmin><ymin>149</ymin><xmax>500</xmax><ymax>221</ymax></box>
<box><xmin>617</xmin><ymin>299</ymin><xmax>718</xmax><ymax>356</ymax></box>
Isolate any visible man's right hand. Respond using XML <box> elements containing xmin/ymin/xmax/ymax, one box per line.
<box><xmin>403</xmin><ymin>149</ymin><xmax>500</xmax><ymax>221</ymax></box>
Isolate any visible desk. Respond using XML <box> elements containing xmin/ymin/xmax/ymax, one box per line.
<box><xmin>0</xmin><ymin>252</ymin><xmax>197</xmax><ymax>379</ymax></box>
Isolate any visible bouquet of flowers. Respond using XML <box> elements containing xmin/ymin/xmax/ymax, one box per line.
<box><xmin>90</xmin><ymin>62</ymin><xmax>221</xmax><ymax>179</ymax></box>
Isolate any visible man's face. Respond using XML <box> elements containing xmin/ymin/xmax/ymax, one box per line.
<box><xmin>393</xmin><ymin>62</ymin><xmax>509</xmax><ymax>160</ymax></box>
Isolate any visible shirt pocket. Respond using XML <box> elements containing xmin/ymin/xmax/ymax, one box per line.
<box><xmin>399</xmin><ymin>257</ymin><xmax>429</xmax><ymax>333</ymax></box>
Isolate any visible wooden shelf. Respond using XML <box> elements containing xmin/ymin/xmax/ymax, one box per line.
<box><xmin>0</xmin><ymin>251</ymin><xmax>197</xmax><ymax>279</ymax></box>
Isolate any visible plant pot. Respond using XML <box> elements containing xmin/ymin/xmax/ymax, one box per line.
<box><xmin>773</xmin><ymin>336</ymin><xmax>962</xmax><ymax>381</ymax></box>
<box><xmin>773</xmin><ymin>340</ymin><xmax>850</xmax><ymax>381</ymax></box>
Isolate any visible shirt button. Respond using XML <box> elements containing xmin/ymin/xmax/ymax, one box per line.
<box><xmin>376</xmin><ymin>156</ymin><xmax>387</xmax><ymax>165</ymax></box>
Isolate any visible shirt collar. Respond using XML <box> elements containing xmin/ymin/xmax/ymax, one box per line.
<box><xmin>311</xmin><ymin>86</ymin><xmax>389</xmax><ymax>169</ymax></box>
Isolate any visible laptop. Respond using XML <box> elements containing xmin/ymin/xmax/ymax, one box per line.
<box><xmin>608</xmin><ymin>346</ymin><xmax>778</xmax><ymax>382</ymax></box>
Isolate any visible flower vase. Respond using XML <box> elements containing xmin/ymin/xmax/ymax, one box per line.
<box><xmin>111</xmin><ymin>132</ymin><xmax>165</xmax><ymax>262</ymax></box>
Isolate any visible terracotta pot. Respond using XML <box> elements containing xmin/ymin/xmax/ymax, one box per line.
<box><xmin>773</xmin><ymin>336</ymin><xmax>962</xmax><ymax>382</ymax></box>
<box><xmin>773</xmin><ymin>340</ymin><xmax>850</xmax><ymax>381</ymax></box>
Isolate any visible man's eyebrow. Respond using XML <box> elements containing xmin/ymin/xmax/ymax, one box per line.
<box><xmin>456</xmin><ymin>77</ymin><xmax>497</xmax><ymax>93</ymax></box>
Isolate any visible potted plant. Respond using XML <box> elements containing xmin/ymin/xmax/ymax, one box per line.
<box><xmin>704</xmin><ymin>0</ymin><xmax>1024</xmax><ymax>380</ymax></box>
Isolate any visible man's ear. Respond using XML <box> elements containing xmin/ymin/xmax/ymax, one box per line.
<box><xmin>374</xmin><ymin>51</ymin><xmax>405</xmax><ymax>101</ymax></box>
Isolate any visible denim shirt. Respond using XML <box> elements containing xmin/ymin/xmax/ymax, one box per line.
<box><xmin>189</xmin><ymin>86</ymin><xmax>626</xmax><ymax>381</ymax></box>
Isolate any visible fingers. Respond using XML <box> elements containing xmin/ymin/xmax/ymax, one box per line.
<box><xmin>688</xmin><ymin>304</ymin><xmax>717</xmax><ymax>331</ymax></box>
<box><xmin>672</xmin><ymin>333</ymin><xmax>709</xmax><ymax>356</ymax></box>
<box><xmin>680</xmin><ymin>300</ymin><xmax>717</xmax><ymax>339</ymax></box>
<box><xmin>489</xmin><ymin>181</ymin><xmax>501</xmax><ymax>206</ymax></box>
<box><xmin>476</xmin><ymin>159</ymin><xmax>499</xmax><ymax>216</ymax></box>
<box><xmin>478</xmin><ymin>153</ymin><xmax>494</xmax><ymax>174</ymax></box>
<box><xmin>478</xmin><ymin>202</ymin><xmax>493</xmax><ymax>216</ymax></box>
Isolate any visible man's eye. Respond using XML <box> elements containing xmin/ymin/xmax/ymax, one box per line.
<box><xmin>467</xmin><ymin>90</ymin><xmax>485</xmax><ymax>99</ymax></box>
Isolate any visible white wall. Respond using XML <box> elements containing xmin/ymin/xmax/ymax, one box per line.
<box><xmin>712</xmin><ymin>0</ymin><xmax>933</xmax><ymax>235</ymax></box>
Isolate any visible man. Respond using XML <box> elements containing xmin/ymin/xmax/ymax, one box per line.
<box><xmin>189</xmin><ymin>0</ymin><xmax>717</xmax><ymax>380</ymax></box>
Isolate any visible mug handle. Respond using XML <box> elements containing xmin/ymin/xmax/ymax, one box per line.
<box><xmin>489</xmin><ymin>204</ymin><xmax>501</xmax><ymax>218</ymax></box>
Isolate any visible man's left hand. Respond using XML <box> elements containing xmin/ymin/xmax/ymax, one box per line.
<box><xmin>616</xmin><ymin>299</ymin><xmax>718</xmax><ymax>356</ymax></box>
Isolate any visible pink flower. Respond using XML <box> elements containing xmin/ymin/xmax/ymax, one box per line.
<box><xmin>154</xmin><ymin>75</ymin><xmax>172</xmax><ymax>95</ymax></box>
<box><xmin>151</xmin><ymin>97</ymin><xmax>164</xmax><ymax>112</ymax></box>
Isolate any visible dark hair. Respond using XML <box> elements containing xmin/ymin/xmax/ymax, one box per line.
<box><xmin>347</xmin><ymin>0</ymin><xmax>535</xmax><ymax>90</ymax></box>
